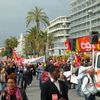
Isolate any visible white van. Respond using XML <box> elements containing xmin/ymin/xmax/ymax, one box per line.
<box><xmin>95</xmin><ymin>52</ymin><xmax>100</xmax><ymax>91</ymax></box>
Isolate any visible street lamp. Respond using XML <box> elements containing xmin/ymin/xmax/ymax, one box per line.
<box><xmin>44</xmin><ymin>31</ymin><xmax>48</xmax><ymax>62</ymax></box>
<box><xmin>62</xmin><ymin>22</ymin><xmax>66</xmax><ymax>38</ymax></box>
<box><xmin>62</xmin><ymin>22</ymin><xmax>67</xmax><ymax>55</ymax></box>
<box><xmin>88</xmin><ymin>9</ymin><xmax>94</xmax><ymax>67</ymax></box>
<box><xmin>88</xmin><ymin>9</ymin><xmax>93</xmax><ymax>32</ymax></box>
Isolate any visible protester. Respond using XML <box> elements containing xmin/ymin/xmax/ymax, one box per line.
<box><xmin>58</xmin><ymin>68</ymin><xmax>69</xmax><ymax>100</ymax></box>
<box><xmin>70</xmin><ymin>61</ymin><xmax>79</xmax><ymax>89</ymax></box>
<box><xmin>21</xmin><ymin>64</ymin><xmax>29</xmax><ymax>90</ymax></box>
<box><xmin>36</xmin><ymin>62</ymin><xmax>44</xmax><ymax>88</ymax></box>
<box><xmin>81</xmin><ymin>67</ymin><xmax>97</xmax><ymax>100</ymax></box>
<box><xmin>76</xmin><ymin>59</ymin><xmax>91</xmax><ymax>97</ymax></box>
<box><xmin>27</xmin><ymin>64</ymin><xmax>33</xmax><ymax>86</ymax></box>
<box><xmin>41</xmin><ymin>65</ymin><xmax>69</xmax><ymax>100</ymax></box>
<box><xmin>6</xmin><ymin>63</ymin><xmax>16</xmax><ymax>75</ymax></box>
<box><xmin>1</xmin><ymin>73</ymin><xmax>28</xmax><ymax>100</ymax></box>
<box><xmin>17</xmin><ymin>66</ymin><xmax>23</xmax><ymax>87</ymax></box>
<box><xmin>0</xmin><ymin>67</ymin><xmax>7</xmax><ymax>91</ymax></box>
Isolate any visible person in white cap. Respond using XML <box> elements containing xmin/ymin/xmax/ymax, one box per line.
<box><xmin>76</xmin><ymin>59</ymin><xmax>92</xmax><ymax>96</ymax></box>
<box><xmin>81</xmin><ymin>67</ymin><xmax>97</xmax><ymax>100</ymax></box>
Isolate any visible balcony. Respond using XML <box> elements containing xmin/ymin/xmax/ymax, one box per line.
<box><xmin>54</xmin><ymin>33</ymin><xmax>69</xmax><ymax>37</ymax></box>
<box><xmin>48</xmin><ymin>27</ymin><xmax>70</xmax><ymax>34</ymax></box>
<box><xmin>70</xmin><ymin>0</ymin><xmax>100</xmax><ymax>17</ymax></box>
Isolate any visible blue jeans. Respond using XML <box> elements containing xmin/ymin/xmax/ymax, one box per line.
<box><xmin>76</xmin><ymin>79</ymin><xmax>83</xmax><ymax>96</ymax></box>
<box><xmin>84</xmin><ymin>94</ymin><xmax>95</xmax><ymax>100</ymax></box>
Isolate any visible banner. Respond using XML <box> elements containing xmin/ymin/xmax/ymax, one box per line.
<box><xmin>77</xmin><ymin>36</ymin><xmax>98</xmax><ymax>52</ymax></box>
<box><xmin>23</xmin><ymin>56</ymin><xmax>45</xmax><ymax>64</ymax></box>
<box><xmin>70</xmin><ymin>74</ymin><xmax>78</xmax><ymax>84</ymax></box>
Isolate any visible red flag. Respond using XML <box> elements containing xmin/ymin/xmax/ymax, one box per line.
<box><xmin>77</xmin><ymin>36</ymin><xmax>98</xmax><ymax>52</ymax></box>
<box><xmin>13</xmin><ymin>50</ymin><xmax>23</xmax><ymax>69</ymax></box>
<box><xmin>62</xmin><ymin>58</ymin><xmax>66</xmax><ymax>64</ymax></box>
<box><xmin>75</xmin><ymin>53</ymin><xmax>81</xmax><ymax>62</ymax></box>
<box><xmin>13</xmin><ymin>50</ymin><xmax>19</xmax><ymax>61</ymax></box>
<box><xmin>74</xmin><ymin>53</ymin><xmax>81</xmax><ymax>67</ymax></box>
<box><xmin>65</xmin><ymin>39</ymin><xmax>71</xmax><ymax>51</ymax></box>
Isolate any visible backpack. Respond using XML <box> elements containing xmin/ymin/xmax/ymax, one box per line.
<box><xmin>81</xmin><ymin>75</ymin><xmax>90</xmax><ymax>84</ymax></box>
<box><xmin>81</xmin><ymin>75</ymin><xmax>98</xmax><ymax>95</ymax></box>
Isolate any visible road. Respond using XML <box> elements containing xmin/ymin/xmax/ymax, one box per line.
<box><xmin>26</xmin><ymin>79</ymin><xmax>100</xmax><ymax>100</ymax></box>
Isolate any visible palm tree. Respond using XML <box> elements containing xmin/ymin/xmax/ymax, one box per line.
<box><xmin>24</xmin><ymin>27</ymin><xmax>45</xmax><ymax>55</ymax></box>
<box><xmin>47</xmin><ymin>33</ymin><xmax>54</xmax><ymax>49</ymax></box>
<box><xmin>38</xmin><ymin>30</ymin><xmax>54</xmax><ymax>59</ymax></box>
<box><xmin>25</xmin><ymin>27</ymin><xmax>37</xmax><ymax>54</ymax></box>
<box><xmin>24</xmin><ymin>26</ymin><xmax>54</xmax><ymax>56</ymax></box>
<box><xmin>38</xmin><ymin>31</ymin><xmax>47</xmax><ymax>53</ymax></box>
<box><xmin>26</xmin><ymin>6</ymin><xmax>49</xmax><ymax>34</ymax></box>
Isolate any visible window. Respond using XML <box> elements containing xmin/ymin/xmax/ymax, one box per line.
<box><xmin>97</xmin><ymin>55</ymin><xmax>100</xmax><ymax>68</ymax></box>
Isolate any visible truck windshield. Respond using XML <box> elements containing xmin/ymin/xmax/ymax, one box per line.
<box><xmin>97</xmin><ymin>55</ymin><xmax>100</xmax><ymax>68</ymax></box>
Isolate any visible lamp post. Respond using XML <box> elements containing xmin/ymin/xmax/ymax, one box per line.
<box><xmin>88</xmin><ymin>9</ymin><xmax>94</xmax><ymax>67</ymax></box>
<box><xmin>62</xmin><ymin>22</ymin><xmax>66</xmax><ymax>55</ymax></box>
<box><xmin>45</xmin><ymin>31</ymin><xmax>49</xmax><ymax>62</ymax></box>
<box><xmin>88</xmin><ymin>9</ymin><xmax>93</xmax><ymax>32</ymax></box>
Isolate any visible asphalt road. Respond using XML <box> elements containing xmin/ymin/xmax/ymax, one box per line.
<box><xmin>26</xmin><ymin>79</ymin><xmax>100</xmax><ymax>100</ymax></box>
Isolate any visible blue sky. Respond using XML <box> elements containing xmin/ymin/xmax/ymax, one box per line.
<box><xmin>0</xmin><ymin>0</ymin><xmax>70</xmax><ymax>46</ymax></box>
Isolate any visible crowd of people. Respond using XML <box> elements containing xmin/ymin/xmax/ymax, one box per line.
<box><xmin>39</xmin><ymin>58</ymin><xmax>99</xmax><ymax>100</ymax></box>
<box><xmin>0</xmin><ymin>56</ymin><xmax>99</xmax><ymax>100</ymax></box>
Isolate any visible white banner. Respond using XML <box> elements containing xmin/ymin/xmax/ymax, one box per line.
<box><xmin>70</xmin><ymin>74</ymin><xmax>78</xmax><ymax>84</ymax></box>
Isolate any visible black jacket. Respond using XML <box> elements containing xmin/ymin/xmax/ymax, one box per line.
<box><xmin>41</xmin><ymin>78</ymin><xmax>69</xmax><ymax>100</ymax></box>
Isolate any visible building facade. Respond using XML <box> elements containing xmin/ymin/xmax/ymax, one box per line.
<box><xmin>47</xmin><ymin>16</ymin><xmax>70</xmax><ymax>56</ymax></box>
<box><xmin>70</xmin><ymin>0</ymin><xmax>100</xmax><ymax>38</ymax></box>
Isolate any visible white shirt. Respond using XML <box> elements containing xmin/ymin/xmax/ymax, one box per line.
<box><xmin>50</xmin><ymin>77</ymin><xmax>60</xmax><ymax>92</ymax></box>
<box><xmin>77</xmin><ymin>66</ymin><xmax>86</xmax><ymax>79</ymax></box>
<box><xmin>77</xmin><ymin>66</ymin><xmax>92</xmax><ymax>79</ymax></box>
<box><xmin>81</xmin><ymin>74</ymin><xmax>90</xmax><ymax>96</ymax></box>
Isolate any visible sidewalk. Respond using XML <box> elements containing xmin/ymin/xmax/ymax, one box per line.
<box><xmin>26</xmin><ymin>79</ymin><xmax>40</xmax><ymax>100</ymax></box>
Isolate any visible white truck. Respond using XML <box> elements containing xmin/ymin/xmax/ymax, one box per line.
<box><xmin>95</xmin><ymin>52</ymin><xmax>100</xmax><ymax>95</ymax></box>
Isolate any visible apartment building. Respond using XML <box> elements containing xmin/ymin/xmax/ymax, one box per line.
<box><xmin>47</xmin><ymin>16</ymin><xmax>70</xmax><ymax>56</ymax></box>
<box><xmin>70</xmin><ymin>0</ymin><xmax>100</xmax><ymax>38</ymax></box>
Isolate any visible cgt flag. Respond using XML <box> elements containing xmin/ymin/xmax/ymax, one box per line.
<box><xmin>77</xmin><ymin>36</ymin><xmax>98</xmax><ymax>52</ymax></box>
<box><xmin>65</xmin><ymin>39</ymin><xmax>71</xmax><ymax>52</ymax></box>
